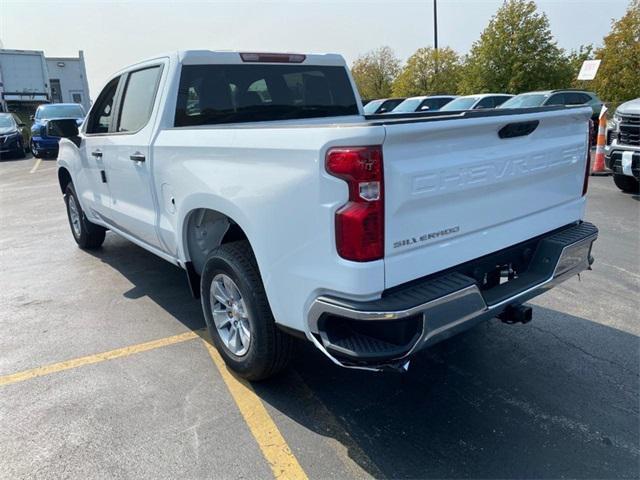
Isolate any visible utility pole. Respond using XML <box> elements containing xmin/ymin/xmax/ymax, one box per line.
<box><xmin>433</xmin><ymin>0</ymin><xmax>439</xmax><ymax>74</ymax></box>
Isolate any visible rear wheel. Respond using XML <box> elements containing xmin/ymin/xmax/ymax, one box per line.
<box><xmin>64</xmin><ymin>183</ymin><xmax>106</xmax><ymax>249</ymax></box>
<box><xmin>613</xmin><ymin>174</ymin><xmax>640</xmax><ymax>194</ymax></box>
<box><xmin>200</xmin><ymin>240</ymin><xmax>293</xmax><ymax>381</ymax></box>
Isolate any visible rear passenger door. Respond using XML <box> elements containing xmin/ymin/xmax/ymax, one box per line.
<box><xmin>105</xmin><ymin>62</ymin><xmax>165</xmax><ymax>248</ymax></box>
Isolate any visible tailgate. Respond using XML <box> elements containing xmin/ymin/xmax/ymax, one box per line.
<box><xmin>382</xmin><ymin>107</ymin><xmax>591</xmax><ymax>288</ymax></box>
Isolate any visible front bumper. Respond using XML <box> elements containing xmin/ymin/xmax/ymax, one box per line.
<box><xmin>307</xmin><ymin>222</ymin><xmax>598</xmax><ymax>370</ymax></box>
<box><xmin>605</xmin><ymin>147</ymin><xmax>640</xmax><ymax>179</ymax></box>
<box><xmin>0</xmin><ymin>134</ymin><xmax>20</xmax><ymax>154</ymax></box>
<box><xmin>31</xmin><ymin>136</ymin><xmax>60</xmax><ymax>157</ymax></box>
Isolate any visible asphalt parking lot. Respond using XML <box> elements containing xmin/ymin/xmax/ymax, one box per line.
<box><xmin>1</xmin><ymin>154</ymin><xmax>638</xmax><ymax>479</ymax></box>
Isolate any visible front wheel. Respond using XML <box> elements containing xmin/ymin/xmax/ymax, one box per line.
<box><xmin>613</xmin><ymin>174</ymin><xmax>640</xmax><ymax>194</ymax></box>
<box><xmin>200</xmin><ymin>241</ymin><xmax>293</xmax><ymax>381</ymax></box>
<box><xmin>64</xmin><ymin>183</ymin><xmax>106</xmax><ymax>249</ymax></box>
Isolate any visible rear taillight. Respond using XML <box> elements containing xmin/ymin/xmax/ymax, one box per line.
<box><xmin>326</xmin><ymin>146</ymin><xmax>384</xmax><ymax>262</ymax></box>
<box><xmin>583</xmin><ymin>119</ymin><xmax>593</xmax><ymax>196</ymax></box>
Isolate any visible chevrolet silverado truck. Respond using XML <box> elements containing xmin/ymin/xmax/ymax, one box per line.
<box><xmin>606</xmin><ymin>98</ymin><xmax>640</xmax><ymax>193</ymax></box>
<box><xmin>56</xmin><ymin>50</ymin><xmax>598</xmax><ymax>380</ymax></box>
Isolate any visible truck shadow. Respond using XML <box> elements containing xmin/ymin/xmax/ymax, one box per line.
<box><xmin>88</xmin><ymin>233</ymin><xmax>640</xmax><ymax>479</ymax></box>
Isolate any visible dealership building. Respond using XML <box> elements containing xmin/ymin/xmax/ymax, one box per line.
<box><xmin>0</xmin><ymin>49</ymin><xmax>90</xmax><ymax>114</ymax></box>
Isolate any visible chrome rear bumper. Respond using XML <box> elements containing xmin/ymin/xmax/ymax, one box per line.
<box><xmin>306</xmin><ymin>222</ymin><xmax>598</xmax><ymax>371</ymax></box>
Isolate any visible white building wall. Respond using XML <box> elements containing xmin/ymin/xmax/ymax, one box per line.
<box><xmin>45</xmin><ymin>50</ymin><xmax>90</xmax><ymax>110</ymax></box>
<box><xmin>0</xmin><ymin>49</ymin><xmax>50</xmax><ymax>102</ymax></box>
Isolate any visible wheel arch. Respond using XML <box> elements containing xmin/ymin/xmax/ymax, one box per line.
<box><xmin>181</xmin><ymin>206</ymin><xmax>253</xmax><ymax>276</ymax></box>
<box><xmin>58</xmin><ymin>167</ymin><xmax>72</xmax><ymax>194</ymax></box>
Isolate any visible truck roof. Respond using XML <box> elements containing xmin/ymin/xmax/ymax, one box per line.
<box><xmin>177</xmin><ymin>50</ymin><xmax>347</xmax><ymax>67</ymax></box>
<box><xmin>109</xmin><ymin>50</ymin><xmax>348</xmax><ymax>80</ymax></box>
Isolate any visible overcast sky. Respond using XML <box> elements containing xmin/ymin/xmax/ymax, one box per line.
<box><xmin>0</xmin><ymin>0</ymin><xmax>630</xmax><ymax>99</ymax></box>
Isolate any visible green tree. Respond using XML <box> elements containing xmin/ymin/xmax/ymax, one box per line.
<box><xmin>392</xmin><ymin>47</ymin><xmax>463</xmax><ymax>97</ymax></box>
<box><xmin>591</xmin><ymin>0</ymin><xmax>640</xmax><ymax>104</ymax></box>
<box><xmin>460</xmin><ymin>0</ymin><xmax>570</xmax><ymax>94</ymax></box>
<box><xmin>350</xmin><ymin>46</ymin><xmax>401</xmax><ymax>100</ymax></box>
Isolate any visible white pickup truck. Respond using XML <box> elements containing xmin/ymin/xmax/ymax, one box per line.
<box><xmin>56</xmin><ymin>50</ymin><xmax>598</xmax><ymax>380</ymax></box>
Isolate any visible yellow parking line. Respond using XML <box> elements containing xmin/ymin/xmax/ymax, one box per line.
<box><xmin>29</xmin><ymin>158</ymin><xmax>42</xmax><ymax>173</ymax></box>
<box><xmin>0</xmin><ymin>331</ymin><xmax>199</xmax><ymax>387</ymax></box>
<box><xmin>203</xmin><ymin>340</ymin><xmax>308</xmax><ymax>480</ymax></box>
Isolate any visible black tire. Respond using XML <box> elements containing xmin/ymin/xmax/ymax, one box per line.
<box><xmin>613</xmin><ymin>174</ymin><xmax>640</xmax><ymax>194</ymax></box>
<box><xmin>31</xmin><ymin>141</ymin><xmax>40</xmax><ymax>158</ymax></box>
<box><xmin>64</xmin><ymin>183</ymin><xmax>106</xmax><ymax>249</ymax></box>
<box><xmin>200</xmin><ymin>240</ymin><xmax>293</xmax><ymax>381</ymax></box>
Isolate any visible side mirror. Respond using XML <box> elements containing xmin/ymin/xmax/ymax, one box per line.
<box><xmin>419</xmin><ymin>105</ymin><xmax>430</xmax><ymax>111</ymax></box>
<box><xmin>47</xmin><ymin>119</ymin><xmax>79</xmax><ymax>139</ymax></box>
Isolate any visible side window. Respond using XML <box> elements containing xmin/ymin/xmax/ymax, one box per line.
<box><xmin>546</xmin><ymin>93</ymin><xmax>565</xmax><ymax>106</ymax></box>
<box><xmin>566</xmin><ymin>93</ymin><xmax>590</xmax><ymax>105</ymax></box>
<box><xmin>86</xmin><ymin>76</ymin><xmax>120</xmax><ymax>134</ymax></box>
<box><xmin>493</xmin><ymin>96</ymin><xmax>510</xmax><ymax>107</ymax></box>
<box><xmin>419</xmin><ymin>98</ymin><xmax>440</xmax><ymax>111</ymax></box>
<box><xmin>117</xmin><ymin>66</ymin><xmax>162</xmax><ymax>132</ymax></box>
<box><xmin>475</xmin><ymin>97</ymin><xmax>494</xmax><ymax>109</ymax></box>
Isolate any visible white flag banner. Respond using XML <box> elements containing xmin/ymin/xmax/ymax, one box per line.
<box><xmin>577</xmin><ymin>60</ymin><xmax>602</xmax><ymax>81</ymax></box>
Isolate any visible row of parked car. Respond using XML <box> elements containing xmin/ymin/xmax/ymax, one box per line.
<box><xmin>363</xmin><ymin>89</ymin><xmax>603</xmax><ymax>125</ymax></box>
<box><xmin>0</xmin><ymin>103</ymin><xmax>86</xmax><ymax>159</ymax></box>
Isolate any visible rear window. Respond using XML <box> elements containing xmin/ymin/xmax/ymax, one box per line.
<box><xmin>363</xmin><ymin>99</ymin><xmax>383</xmax><ymax>114</ymax></box>
<box><xmin>175</xmin><ymin>64</ymin><xmax>358</xmax><ymax>126</ymax></box>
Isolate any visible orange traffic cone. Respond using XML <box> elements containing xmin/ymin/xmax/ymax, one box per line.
<box><xmin>591</xmin><ymin>106</ymin><xmax>610</xmax><ymax>176</ymax></box>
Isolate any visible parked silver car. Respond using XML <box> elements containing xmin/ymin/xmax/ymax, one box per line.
<box><xmin>439</xmin><ymin>93</ymin><xmax>513</xmax><ymax>111</ymax></box>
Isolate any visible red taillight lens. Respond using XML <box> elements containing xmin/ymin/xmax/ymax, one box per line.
<box><xmin>326</xmin><ymin>146</ymin><xmax>384</xmax><ymax>261</ymax></box>
<box><xmin>583</xmin><ymin>119</ymin><xmax>594</xmax><ymax>196</ymax></box>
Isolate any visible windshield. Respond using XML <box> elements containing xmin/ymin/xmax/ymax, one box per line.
<box><xmin>499</xmin><ymin>94</ymin><xmax>548</xmax><ymax>109</ymax></box>
<box><xmin>393</xmin><ymin>98</ymin><xmax>423</xmax><ymax>113</ymax></box>
<box><xmin>363</xmin><ymin>100</ymin><xmax>383</xmax><ymax>114</ymax></box>
<box><xmin>36</xmin><ymin>104</ymin><xmax>85</xmax><ymax>120</ymax></box>
<box><xmin>440</xmin><ymin>97</ymin><xmax>479</xmax><ymax>111</ymax></box>
<box><xmin>0</xmin><ymin>116</ymin><xmax>15</xmax><ymax>128</ymax></box>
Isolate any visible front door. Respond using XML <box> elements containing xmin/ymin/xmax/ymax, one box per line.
<box><xmin>78</xmin><ymin>75</ymin><xmax>121</xmax><ymax>221</ymax></box>
<box><xmin>105</xmin><ymin>64</ymin><xmax>164</xmax><ymax>249</ymax></box>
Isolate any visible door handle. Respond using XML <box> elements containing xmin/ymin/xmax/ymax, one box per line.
<box><xmin>129</xmin><ymin>152</ymin><xmax>146</xmax><ymax>162</ymax></box>
<box><xmin>91</xmin><ymin>150</ymin><xmax>102</xmax><ymax>158</ymax></box>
